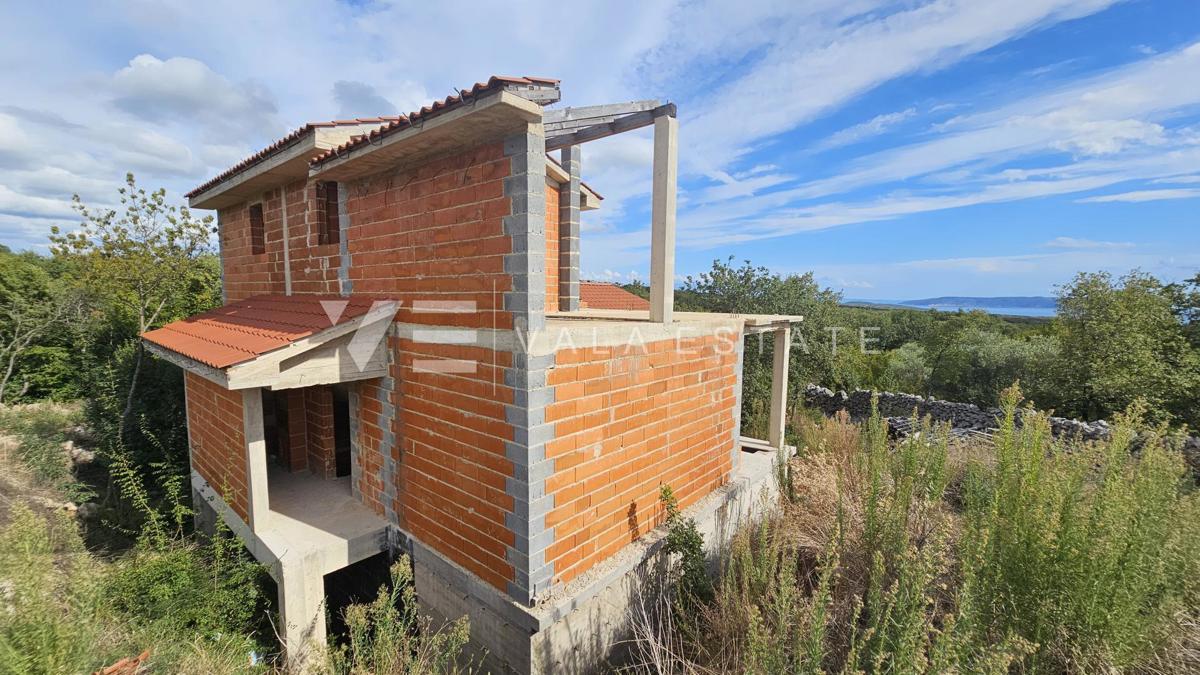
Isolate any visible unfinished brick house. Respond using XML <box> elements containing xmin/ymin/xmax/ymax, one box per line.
<box><xmin>142</xmin><ymin>76</ymin><xmax>799</xmax><ymax>673</ymax></box>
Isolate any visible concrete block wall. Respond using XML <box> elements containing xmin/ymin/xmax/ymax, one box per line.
<box><xmin>543</xmin><ymin>333</ymin><xmax>741</xmax><ymax>586</ymax></box>
<box><xmin>184</xmin><ymin>371</ymin><xmax>251</xmax><ymax>522</ymax></box>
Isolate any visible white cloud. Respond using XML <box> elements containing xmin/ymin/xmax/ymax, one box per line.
<box><xmin>680</xmin><ymin>0</ymin><xmax>1121</xmax><ymax>173</ymax></box>
<box><xmin>110</xmin><ymin>54</ymin><xmax>280</xmax><ymax>141</ymax></box>
<box><xmin>1153</xmin><ymin>174</ymin><xmax>1200</xmax><ymax>185</ymax></box>
<box><xmin>332</xmin><ymin>81</ymin><xmax>398</xmax><ymax>119</ymax></box>
<box><xmin>1043</xmin><ymin>236</ymin><xmax>1134</xmax><ymax>249</ymax></box>
<box><xmin>1077</xmin><ymin>188</ymin><xmax>1200</xmax><ymax>203</ymax></box>
<box><xmin>0</xmin><ymin>185</ymin><xmax>76</xmax><ymax>219</ymax></box>
<box><xmin>814</xmin><ymin>108</ymin><xmax>917</xmax><ymax>151</ymax></box>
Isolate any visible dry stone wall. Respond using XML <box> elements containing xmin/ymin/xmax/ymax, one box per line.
<box><xmin>801</xmin><ymin>384</ymin><xmax>1200</xmax><ymax>472</ymax></box>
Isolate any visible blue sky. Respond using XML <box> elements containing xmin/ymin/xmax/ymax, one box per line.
<box><xmin>1</xmin><ymin>1</ymin><xmax>1198</xmax><ymax>299</ymax></box>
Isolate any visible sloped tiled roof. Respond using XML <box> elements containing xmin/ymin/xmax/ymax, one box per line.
<box><xmin>579</xmin><ymin>282</ymin><xmax>651</xmax><ymax>311</ymax></box>
<box><xmin>185</xmin><ymin>118</ymin><xmax>402</xmax><ymax>198</ymax></box>
<box><xmin>142</xmin><ymin>294</ymin><xmax>382</xmax><ymax>369</ymax></box>
<box><xmin>309</xmin><ymin>75</ymin><xmax>559</xmax><ymax>166</ymax></box>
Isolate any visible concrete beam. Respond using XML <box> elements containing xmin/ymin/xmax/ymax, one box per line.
<box><xmin>650</xmin><ymin>114</ymin><xmax>678</xmax><ymax>324</ymax></box>
<box><xmin>544</xmin><ymin>103</ymin><xmax>676</xmax><ymax>151</ymax></box>
<box><xmin>281</xmin><ymin>184</ymin><xmax>292</xmax><ymax>296</ymax></box>
<box><xmin>768</xmin><ymin>325</ymin><xmax>792</xmax><ymax>449</ymax></box>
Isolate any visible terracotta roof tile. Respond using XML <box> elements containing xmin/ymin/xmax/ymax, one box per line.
<box><xmin>186</xmin><ymin>118</ymin><xmax>402</xmax><ymax>198</ymax></box>
<box><xmin>309</xmin><ymin>75</ymin><xmax>559</xmax><ymax>167</ymax></box>
<box><xmin>142</xmin><ymin>294</ymin><xmax>385</xmax><ymax>369</ymax></box>
<box><xmin>579</xmin><ymin>281</ymin><xmax>650</xmax><ymax>311</ymax></box>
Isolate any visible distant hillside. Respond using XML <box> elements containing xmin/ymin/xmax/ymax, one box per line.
<box><xmin>901</xmin><ymin>296</ymin><xmax>1056</xmax><ymax>309</ymax></box>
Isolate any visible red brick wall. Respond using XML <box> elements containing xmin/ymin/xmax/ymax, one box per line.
<box><xmin>393</xmin><ymin>336</ymin><xmax>517</xmax><ymax>591</ymax></box>
<box><xmin>339</xmin><ymin>143</ymin><xmax>515</xmax><ymax>329</ymax></box>
<box><xmin>219</xmin><ymin>180</ymin><xmax>342</xmax><ymax>302</ymax></box>
<box><xmin>287</xmin><ymin>180</ymin><xmax>342</xmax><ymax>295</ymax></box>
<box><xmin>545</xmin><ymin>178</ymin><xmax>560</xmax><ymax>313</ymax></box>
<box><xmin>304</xmin><ymin>386</ymin><xmax>337</xmax><ymax>478</ymax></box>
<box><xmin>284</xmin><ymin>389</ymin><xmax>308</xmax><ymax>472</ymax></box>
<box><xmin>543</xmin><ymin>334</ymin><xmax>740</xmax><ymax>585</ymax></box>
<box><xmin>354</xmin><ymin>378</ymin><xmax>389</xmax><ymax>518</ymax></box>
<box><xmin>185</xmin><ymin>372</ymin><xmax>250</xmax><ymax>522</ymax></box>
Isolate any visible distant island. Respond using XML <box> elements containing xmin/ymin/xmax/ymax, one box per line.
<box><xmin>901</xmin><ymin>296</ymin><xmax>1056</xmax><ymax>310</ymax></box>
<box><xmin>844</xmin><ymin>296</ymin><xmax>1057</xmax><ymax>318</ymax></box>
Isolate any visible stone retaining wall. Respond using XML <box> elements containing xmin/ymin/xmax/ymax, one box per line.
<box><xmin>801</xmin><ymin>384</ymin><xmax>1200</xmax><ymax>471</ymax></box>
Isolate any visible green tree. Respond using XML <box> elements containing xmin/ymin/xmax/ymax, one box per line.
<box><xmin>49</xmin><ymin>174</ymin><xmax>215</xmax><ymax>443</ymax></box>
<box><xmin>1054</xmin><ymin>270</ymin><xmax>1200</xmax><ymax>425</ymax></box>
<box><xmin>0</xmin><ymin>248</ymin><xmax>83</xmax><ymax>403</ymax></box>
<box><xmin>680</xmin><ymin>258</ymin><xmax>843</xmax><ymax>433</ymax></box>
<box><xmin>1166</xmin><ymin>272</ymin><xmax>1200</xmax><ymax>349</ymax></box>
<box><xmin>882</xmin><ymin>342</ymin><xmax>931</xmax><ymax>394</ymax></box>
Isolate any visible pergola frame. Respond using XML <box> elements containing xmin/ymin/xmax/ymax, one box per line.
<box><xmin>543</xmin><ymin>99</ymin><xmax>678</xmax><ymax>323</ymax></box>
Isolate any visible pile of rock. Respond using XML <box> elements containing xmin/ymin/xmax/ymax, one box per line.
<box><xmin>805</xmin><ymin>384</ymin><xmax>1105</xmax><ymax>439</ymax></box>
<box><xmin>802</xmin><ymin>384</ymin><xmax>1199</xmax><ymax>472</ymax></box>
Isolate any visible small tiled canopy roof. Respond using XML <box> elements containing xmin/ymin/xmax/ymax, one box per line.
<box><xmin>579</xmin><ymin>282</ymin><xmax>651</xmax><ymax>311</ymax></box>
<box><xmin>142</xmin><ymin>294</ymin><xmax>382</xmax><ymax>369</ymax></box>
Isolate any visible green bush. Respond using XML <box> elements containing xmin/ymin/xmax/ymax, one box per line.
<box><xmin>327</xmin><ymin>555</ymin><xmax>470</xmax><ymax>674</ymax></box>
<box><xmin>626</xmin><ymin>388</ymin><xmax>1200</xmax><ymax>673</ymax></box>
<box><xmin>0</xmin><ymin>505</ymin><xmax>266</xmax><ymax>675</ymax></box>
<box><xmin>955</xmin><ymin>388</ymin><xmax>1200</xmax><ymax>671</ymax></box>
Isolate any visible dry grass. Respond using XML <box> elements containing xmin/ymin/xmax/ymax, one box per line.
<box><xmin>625</xmin><ymin>389</ymin><xmax>1200</xmax><ymax>674</ymax></box>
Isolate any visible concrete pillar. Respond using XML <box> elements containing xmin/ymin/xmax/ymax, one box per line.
<box><xmin>279</xmin><ymin>555</ymin><xmax>326</xmax><ymax>670</ymax></box>
<box><xmin>768</xmin><ymin>325</ymin><xmax>792</xmax><ymax>450</ymax></box>
<box><xmin>281</xmin><ymin>184</ymin><xmax>292</xmax><ymax>295</ymax></box>
<box><xmin>650</xmin><ymin>113</ymin><xmax>677</xmax><ymax>324</ymax></box>
<box><xmin>242</xmin><ymin>388</ymin><xmax>270</xmax><ymax>531</ymax></box>
<box><xmin>503</xmin><ymin>124</ymin><xmax>548</xmax><ymax>336</ymax></box>
<box><xmin>557</xmin><ymin>145</ymin><xmax>581</xmax><ymax>311</ymax></box>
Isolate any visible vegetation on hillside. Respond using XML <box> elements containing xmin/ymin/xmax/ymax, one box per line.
<box><xmin>630</xmin><ymin>258</ymin><xmax>1200</xmax><ymax>434</ymax></box>
<box><xmin>628</xmin><ymin>388</ymin><xmax>1200</xmax><ymax>673</ymax></box>
<box><xmin>3</xmin><ymin>174</ymin><xmax>1199</xmax><ymax>672</ymax></box>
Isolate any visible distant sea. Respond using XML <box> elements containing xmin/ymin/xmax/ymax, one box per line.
<box><xmin>845</xmin><ymin>297</ymin><xmax>1057</xmax><ymax>318</ymax></box>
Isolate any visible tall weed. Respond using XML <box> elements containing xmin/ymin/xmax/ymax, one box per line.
<box><xmin>326</xmin><ymin>555</ymin><xmax>470</xmax><ymax>674</ymax></box>
<box><xmin>957</xmin><ymin>386</ymin><xmax>1200</xmax><ymax>671</ymax></box>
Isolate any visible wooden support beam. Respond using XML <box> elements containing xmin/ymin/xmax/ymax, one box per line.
<box><xmin>545</xmin><ymin>103</ymin><xmax>676</xmax><ymax>151</ymax></box>
<box><xmin>650</xmin><ymin>113</ymin><xmax>678</xmax><ymax>324</ymax></box>
<box><xmin>768</xmin><ymin>325</ymin><xmax>792</xmax><ymax>450</ymax></box>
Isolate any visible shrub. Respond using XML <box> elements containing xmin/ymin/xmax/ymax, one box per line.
<box><xmin>326</xmin><ymin>554</ymin><xmax>470</xmax><ymax>674</ymax></box>
<box><xmin>659</xmin><ymin>484</ymin><xmax>712</xmax><ymax>608</ymax></box>
<box><xmin>955</xmin><ymin>388</ymin><xmax>1200</xmax><ymax>671</ymax></box>
<box><xmin>625</xmin><ymin>387</ymin><xmax>1200</xmax><ymax>674</ymax></box>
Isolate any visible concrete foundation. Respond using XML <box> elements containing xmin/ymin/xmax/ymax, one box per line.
<box><xmin>412</xmin><ymin>449</ymin><xmax>779</xmax><ymax>674</ymax></box>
